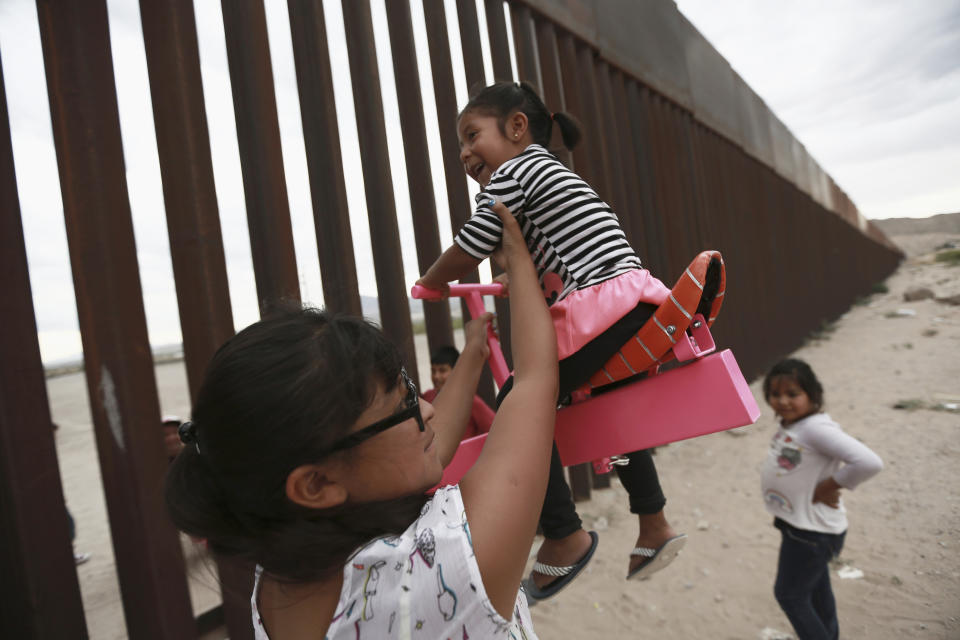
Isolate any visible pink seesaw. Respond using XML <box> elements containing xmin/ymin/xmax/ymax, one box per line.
<box><xmin>412</xmin><ymin>264</ymin><xmax>760</xmax><ymax>486</ymax></box>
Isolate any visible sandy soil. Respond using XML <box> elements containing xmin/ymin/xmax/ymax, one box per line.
<box><xmin>50</xmin><ymin>231</ymin><xmax>959</xmax><ymax>638</ymax></box>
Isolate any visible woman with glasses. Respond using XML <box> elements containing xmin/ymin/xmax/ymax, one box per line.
<box><xmin>165</xmin><ymin>199</ymin><xmax>557</xmax><ymax>639</ymax></box>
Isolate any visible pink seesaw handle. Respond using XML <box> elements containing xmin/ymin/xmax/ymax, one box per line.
<box><xmin>410</xmin><ymin>283</ymin><xmax>511</xmax><ymax>387</ymax></box>
<box><xmin>410</xmin><ymin>283</ymin><xmax>505</xmax><ymax>300</ymax></box>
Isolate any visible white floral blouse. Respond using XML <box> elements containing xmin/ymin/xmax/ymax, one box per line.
<box><xmin>252</xmin><ymin>486</ymin><xmax>538</xmax><ymax>639</ymax></box>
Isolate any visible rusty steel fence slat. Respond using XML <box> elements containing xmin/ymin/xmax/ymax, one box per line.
<box><xmin>221</xmin><ymin>0</ymin><xmax>301</xmax><ymax>309</ymax></box>
<box><xmin>422</xmin><ymin>0</ymin><xmax>476</xmax><ymax>262</ymax></box>
<box><xmin>716</xmin><ymin>129</ymin><xmax>752</xmax><ymax>361</ymax></box>
<box><xmin>457</xmin><ymin>0</ymin><xmax>515</xmax><ymax>369</ymax></box>
<box><xmin>595</xmin><ymin>60</ymin><xmax>633</xmax><ymax>243</ymax></box>
<box><xmin>646</xmin><ymin>94</ymin><xmax>680</xmax><ymax>274</ymax></box>
<box><xmin>384</xmin><ymin>0</ymin><xmax>455</xmax><ymax>354</ymax></box>
<box><xmin>563</xmin><ymin>41</ymin><xmax>608</xmax><ymax>204</ymax></box>
<box><xmin>533</xmin><ymin>17</ymin><xmax>572</xmax><ymax>168</ymax></box>
<box><xmin>659</xmin><ymin>101</ymin><xmax>689</xmax><ymax>274</ymax></box>
<box><xmin>485</xmin><ymin>0</ymin><xmax>514</xmax><ymax>81</ymax></box>
<box><xmin>138</xmin><ymin>1</ymin><xmax>252</xmax><ymax>636</ymax></box>
<box><xmin>555</xmin><ymin>31</ymin><xmax>585</xmax><ymax>174</ymax></box>
<box><xmin>610</xmin><ymin>71</ymin><xmax>644</xmax><ymax>250</ymax></box>
<box><xmin>2</xmin><ymin>0</ymin><xmax>903</xmax><ymax>636</ymax></box>
<box><xmin>287</xmin><ymin>0</ymin><xmax>364</xmax><ymax>317</ymax></box>
<box><xmin>341</xmin><ymin>0</ymin><xmax>419</xmax><ymax>381</ymax></box>
<box><xmin>457</xmin><ymin>0</ymin><xmax>487</xmax><ymax>91</ymax></box>
<box><xmin>0</xmin><ymin>48</ymin><xmax>89</xmax><ymax>639</ymax></box>
<box><xmin>578</xmin><ymin>46</ymin><xmax>616</xmax><ymax>212</ymax></box>
<box><xmin>422</xmin><ymin>0</ymin><xmax>497</xmax><ymax>404</ymax></box>
<box><xmin>688</xmin><ymin>120</ymin><xmax>716</xmax><ymax>251</ymax></box>
<box><xmin>138</xmin><ymin>0</ymin><xmax>235</xmax><ymax>404</ymax></box>
<box><xmin>510</xmin><ymin>3</ymin><xmax>541</xmax><ymax>87</ymax></box>
<box><xmin>677</xmin><ymin>112</ymin><xmax>707</xmax><ymax>256</ymax></box>
<box><xmin>744</xmin><ymin>155</ymin><xmax>778</xmax><ymax>364</ymax></box>
<box><xmin>35</xmin><ymin>0</ymin><xmax>197</xmax><ymax>637</ymax></box>
<box><xmin>624</xmin><ymin>82</ymin><xmax>666</xmax><ymax>274</ymax></box>
<box><xmin>671</xmin><ymin>104</ymin><xmax>701</xmax><ymax>272</ymax></box>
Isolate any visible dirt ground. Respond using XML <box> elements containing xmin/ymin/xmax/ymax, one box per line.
<box><xmin>51</xmin><ymin>229</ymin><xmax>959</xmax><ymax>638</ymax></box>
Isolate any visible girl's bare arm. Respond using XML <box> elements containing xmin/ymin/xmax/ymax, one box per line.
<box><xmin>459</xmin><ymin>199</ymin><xmax>558</xmax><ymax>618</ymax></box>
<box><xmin>417</xmin><ymin>244</ymin><xmax>482</xmax><ymax>292</ymax></box>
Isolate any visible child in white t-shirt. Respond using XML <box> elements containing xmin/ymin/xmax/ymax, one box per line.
<box><xmin>761</xmin><ymin>358</ymin><xmax>883</xmax><ymax>640</ymax></box>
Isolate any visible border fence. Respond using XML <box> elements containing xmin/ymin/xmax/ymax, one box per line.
<box><xmin>0</xmin><ymin>0</ymin><xmax>901</xmax><ymax>637</ymax></box>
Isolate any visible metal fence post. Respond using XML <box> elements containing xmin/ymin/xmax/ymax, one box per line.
<box><xmin>36</xmin><ymin>0</ymin><xmax>196</xmax><ymax>635</ymax></box>
<box><xmin>0</xmin><ymin>49</ymin><xmax>89</xmax><ymax>640</ymax></box>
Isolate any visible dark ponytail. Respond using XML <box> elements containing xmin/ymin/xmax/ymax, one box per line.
<box><xmin>551</xmin><ymin>111</ymin><xmax>581</xmax><ymax>151</ymax></box>
<box><xmin>460</xmin><ymin>81</ymin><xmax>582</xmax><ymax>152</ymax></box>
<box><xmin>164</xmin><ymin>306</ymin><xmax>426</xmax><ymax>582</ymax></box>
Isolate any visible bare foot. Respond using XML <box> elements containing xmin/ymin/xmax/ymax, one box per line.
<box><xmin>628</xmin><ymin>511</ymin><xmax>679</xmax><ymax>575</ymax></box>
<box><xmin>531</xmin><ymin>529</ymin><xmax>594</xmax><ymax>588</ymax></box>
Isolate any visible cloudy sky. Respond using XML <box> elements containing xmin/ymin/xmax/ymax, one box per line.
<box><xmin>677</xmin><ymin>0</ymin><xmax>960</xmax><ymax>220</ymax></box>
<box><xmin>1</xmin><ymin>0</ymin><xmax>957</xmax><ymax>364</ymax></box>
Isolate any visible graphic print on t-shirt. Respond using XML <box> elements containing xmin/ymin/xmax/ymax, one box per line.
<box><xmin>774</xmin><ymin>433</ymin><xmax>802</xmax><ymax>471</ymax></box>
<box><xmin>777</xmin><ymin>446</ymin><xmax>802</xmax><ymax>471</ymax></box>
<box><xmin>764</xmin><ymin>489</ymin><xmax>794</xmax><ymax>514</ymax></box>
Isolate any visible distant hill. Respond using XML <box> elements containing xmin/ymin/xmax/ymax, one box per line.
<box><xmin>873</xmin><ymin>212</ymin><xmax>960</xmax><ymax>236</ymax></box>
<box><xmin>871</xmin><ymin>212</ymin><xmax>960</xmax><ymax>258</ymax></box>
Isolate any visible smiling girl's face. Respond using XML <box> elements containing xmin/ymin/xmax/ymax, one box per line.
<box><xmin>766</xmin><ymin>375</ymin><xmax>817</xmax><ymax>426</ymax></box>
<box><xmin>457</xmin><ymin>110</ymin><xmax>530</xmax><ymax>186</ymax></box>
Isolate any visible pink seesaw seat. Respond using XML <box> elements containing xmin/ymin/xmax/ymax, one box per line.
<box><xmin>439</xmin><ymin>347</ymin><xmax>759</xmax><ymax>487</ymax></box>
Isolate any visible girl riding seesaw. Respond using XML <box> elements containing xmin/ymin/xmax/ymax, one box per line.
<box><xmin>417</xmin><ymin>81</ymin><xmax>686</xmax><ymax>601</ymax></box>
<box><xmin>165</xmin><ymin>200</ymin><xmax>556</xmax><ymax>637</ymax></box>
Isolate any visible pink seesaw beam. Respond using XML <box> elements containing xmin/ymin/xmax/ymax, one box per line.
<box><xmin>411</xmin><ymin>284</ymin><xmax>761</xmax><ymax>488</ymax></box>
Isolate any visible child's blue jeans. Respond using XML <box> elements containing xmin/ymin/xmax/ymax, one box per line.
<box><xmin>773</xmin><ymin>518</ymin><xmax>846</xmax><ymax>640</ymax></box>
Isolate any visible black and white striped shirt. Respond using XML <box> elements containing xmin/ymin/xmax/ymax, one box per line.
<box><xmin>454</xmin><ymin>144</ymin><xmax>642</xmax><ymax>305</ymax></box>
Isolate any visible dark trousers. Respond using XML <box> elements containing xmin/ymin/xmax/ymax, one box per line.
<box><xmin>773</xmin><ymin>518</ymin><xmax>846</xmax><ymax>640</ymax></box>
<box><xmin>497</xmin><ymin>300</ymin><xmax>666</xmax><ymax>539</ymax></box>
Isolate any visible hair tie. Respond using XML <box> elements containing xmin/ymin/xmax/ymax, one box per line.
<box><xmin>475</xmin><ymin>192</ymin><xmax>496</xmax><ymax>207</ymax></box>
<box><xmin>178</xmin><ymin>420</ymin><xmax>201</xmax><ymax>454</ymax></box>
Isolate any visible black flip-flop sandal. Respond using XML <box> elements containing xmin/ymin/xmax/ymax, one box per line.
<box><xmin>522</xmin><ymin>531</ymin><xmax>599</xmax><ymax>603</ymax></box>
<box><xmin>627</xmin><ymin>533</ymin><xmax>687</xmax><ymax>581</ymax></box>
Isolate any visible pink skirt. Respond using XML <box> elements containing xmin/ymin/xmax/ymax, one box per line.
<box><xmin>551</xmin><ymin>269</ymin><xmax>670</xmax><ymax>360</ymax></box>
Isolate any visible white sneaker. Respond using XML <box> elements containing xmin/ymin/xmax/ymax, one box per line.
<box><xmin>74</xmin><ymin>551</ymin><xmax>91</xmax><ymax>565</ymax></box>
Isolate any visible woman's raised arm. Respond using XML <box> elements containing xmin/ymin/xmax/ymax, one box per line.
<box><xmin>459</xmin><ymin>198</ymin><xmax>558</xmax><ymax>618</ymax></box>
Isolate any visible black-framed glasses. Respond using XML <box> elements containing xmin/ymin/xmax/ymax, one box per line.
<box><xmin>328</xmin><ymin>367</ymin><xmax>425</xmax><ymax>452</ymax></box>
